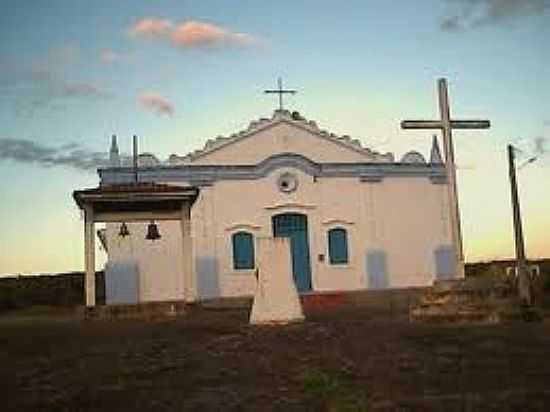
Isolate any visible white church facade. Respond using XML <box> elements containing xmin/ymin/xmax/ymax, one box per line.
<box><xmin>97</xmin><ymin>109</ymin><xmax>456</xmax><ymax>304</ymax></box>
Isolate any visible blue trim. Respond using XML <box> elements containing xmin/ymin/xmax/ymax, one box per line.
<box><xmin>434</xmin><ymin>245</ymin><xmax>455</xmax><ymax>280</ymax></box>
<box><xmin>100</xmin><ymin>153</ymin><xmax>447</xmax><ymax>186</ymax></box>
<box><xmin>105</xmin><ymin>261</ymin><xmax>139</xmax><ymax>304</ymax></box>
<box><xmin>272</xmin><ymin>213</ymin><xmax>313</xmax><ymax>292</ymax></box>
<box><xmin>328</xmin><ymin>228</ymin><xmax>349</xmax><ymax>264</ymax></box>
<box><xmin>196</xmin><ymin>257</ymin><xmax>220</xmax><ymax>298</ymax></box>
<box><xmin>367</xmin><ymin>250</ymin><xmax>388</xmax><ymax>289</ymax></box>
<box><xmin>232</xmin><ymin>232</ymin><xmax>255</xmax><ymax>270</ymax></box>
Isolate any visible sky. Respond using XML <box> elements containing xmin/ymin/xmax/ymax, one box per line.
<box><xmin>0</xmin><ymin>0</ymin><xmax>549</xmax><ymax>275</ymax></box>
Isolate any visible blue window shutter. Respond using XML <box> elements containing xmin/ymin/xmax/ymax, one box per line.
<box><xmin>232</xmin><ymin>232</ymin><xmax>255</xmax><ymax>270</ymax></box>
<box><xmin>328</xmin><ymin>228</ymin><xmax>349</xmax><ymax>264</ymax></box>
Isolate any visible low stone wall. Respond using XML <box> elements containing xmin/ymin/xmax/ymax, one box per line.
<box><xmin>0</xmin><ymin>272</ymin><xmax>105</xmax><ymax>311</ymax></box>
<box><xmin>198</xmin><ymin>288</ymin><xmax>429</xmax><ymax>319</ymax></box>
<box><xmin>301</xmin><ymin>288</ymin><xmax>429</xmax><ymax>318</ymax></box>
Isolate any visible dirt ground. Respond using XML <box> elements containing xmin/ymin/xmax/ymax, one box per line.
<box><xmin>3</xmin><ymin>306</ymin><xmax>550</xmax><ymax>411</ymax></box>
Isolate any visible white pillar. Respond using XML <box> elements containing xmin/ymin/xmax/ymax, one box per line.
<box><xmin>84</xmin><ymin>205</ymin><xmax>96</xmax><ymax>307</ymax></box>
<box><xmin>250</xmin><ymin>237</ymin><xmax>304</xmax><ymax>325</ymax></box>
<box><xmin>181</xmin><ymin>204</ymin><xmax>196</xmax><ymax>302</ymax></box>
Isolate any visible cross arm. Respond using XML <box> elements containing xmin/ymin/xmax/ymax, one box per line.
<box><xmin>264</xmin><ymin>90</ymin><xmax>296</xmax><ymax>94</ymax></box>
<box><xmin>401</xmin><ymin>120</ymin><xmax>442</xmax><ymax>129</ymax></box>
<box><xmin>449</xmin><ymin>120</ymin><xmax>490</xmax><ymax>129</ymax></box>
<box><xmin>401</xmin><ymin>119</ymin><xmax>490</xmax><ymax>130</ymax></box>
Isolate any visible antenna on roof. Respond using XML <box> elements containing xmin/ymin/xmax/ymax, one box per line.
<box><xmin>133</xmin><ymin>135</ymin><xmax>138</xmax><ymax>183</ymax></box>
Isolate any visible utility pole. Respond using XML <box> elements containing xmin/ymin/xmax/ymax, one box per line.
<box><xmin>507</xmin><ymin>144</ymin><xmax>531</xmax><ymax>305</ymax></box>
<box><xmin>133</xmin><ymin>135</ymin><xmax>138</xmax><ymax>183</ymax></box>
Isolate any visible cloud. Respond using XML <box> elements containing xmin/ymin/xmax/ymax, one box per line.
<box><xmin>0</xmin><ymin>138</ymin><xmax>127</xmax><ymax>172</ymax></box>
<box><xmin>0</xmin><ymin>48</ymin><xmax>111</xmax><ymax>117</ymax></box>
<box><xmin>138</xmin><ymin>93</ymin><xmax>175</xmax><ymax>116</ymax></box>
<box><xmin>440</xmin><ymin>0</ymin><xmax>550</xmax><ymax>30</ymax></box>
<box><xmin>171</xmin><ymin>21</ymin><xmax>258</xmax><ymax>48</ymax></box>
<box><xmin>0</xmin><ymin>57</ymin><xmax>60</xmax><ymax>116</ymax></box>
<box><xmin>63</xmin><ymin>82</ymin><xmax>109</xmax><ymax>98</ymax></box>
<box><xmin>100</xmin><ymin>49</ymin><xmax>135</xmax><ymax>64</ymax></box>
<box><xmin>440</xmin><ymin>14</ymin><xmax>462</xmax><ymax>30</ymax></box>
<box><xmin>128</xmin><ymin>18</ymin><xmax>173</xmax><ymax>38</ymax></box>
<box><xmin>128</xmin><ymin>18</ymin><xmax>260</xmax><ymax>49</ymax></box>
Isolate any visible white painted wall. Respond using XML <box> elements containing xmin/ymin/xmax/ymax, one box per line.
<box><xmin>192</xmin><ymin>168</ymin><xmax>451</xmax><ymax>297</ymax></box>
<box><xmin>104</xmin><ymin>168</ymin><xmax>451</xmax><ymax>302</ymax></box>
<box><xmin>105</xmin><ymin>221</ymin><xmax>184</xmax><ymax>302</ymax></box>
<box><xmin>102</xmin><ymin>115</ymin><xmax>452</xmax><ymax>303</ymax></box>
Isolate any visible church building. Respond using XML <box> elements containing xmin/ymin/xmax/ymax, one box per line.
<box><xmin>96</xmin><ymin>109</ymin><xmax>456</xmax><ymax>304</ymax></box>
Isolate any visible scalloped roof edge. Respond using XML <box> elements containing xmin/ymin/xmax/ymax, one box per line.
<box><xmin>168</xmin><ymin>109</ymin><xmax>395</xmax><ymax>165</ymax></box>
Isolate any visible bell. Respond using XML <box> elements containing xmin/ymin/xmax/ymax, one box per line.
<box><xmin>145</xmin><ymin>221</ymin><xmax>161</xmax><ymax>241</ymax></box>
<box><xmin>118</xmin><ymin>222</ymin><xmax>130</xmax><ymax>238</ymax></box>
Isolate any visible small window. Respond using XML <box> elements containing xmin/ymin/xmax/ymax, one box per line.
<box><xmin>232</xmin><ymin>232</ymin><xmax>255</xmax><ymax>270</ymax></box>
<box><xmin>328</xmin><ymin>228</ymin><xmax>349</xmax><ymax>265</ymax></box>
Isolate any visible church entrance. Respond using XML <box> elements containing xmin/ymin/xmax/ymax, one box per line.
<box><xmin>272</xmin><ymin>213</ymin><xmax>312</xmax><ymax>292</ymax></box>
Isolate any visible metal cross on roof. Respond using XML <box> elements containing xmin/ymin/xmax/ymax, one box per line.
<box><xmin>264</xmin><ymin>77</ymin><xmax>296</xmax><ymax>111</ymax></box>
<box><xmin>401</xmin><ymin>78</ymin><xmax>490</xmax><ymax>278</ymax></box>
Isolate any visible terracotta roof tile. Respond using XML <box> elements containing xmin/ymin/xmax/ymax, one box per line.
<box><xmin>80</xmin><ymin>182</ymin><xmax>193</xmax><ymax>194</ymax></box>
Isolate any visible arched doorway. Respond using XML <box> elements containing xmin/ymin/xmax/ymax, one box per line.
<box><xmin>272</xmin><ymin>213</ymin><xmax>312</xmax><ymax>292</ymax></box>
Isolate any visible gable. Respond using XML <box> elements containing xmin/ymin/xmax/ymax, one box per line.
<box><xmin>171</xmin><ymin>111</ymin><xmax>393</xmax><ymax>166</ymax></box>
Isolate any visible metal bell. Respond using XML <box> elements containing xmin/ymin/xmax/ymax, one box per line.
<box><xmin>145</xmin><ymin>221</ymin><xmax>161</xmax><ymax>241</ymax></box>
<box><xmin>118</xmin><ymin>222</ymin><xmax>130</xmax><ymax>238</ymax></box>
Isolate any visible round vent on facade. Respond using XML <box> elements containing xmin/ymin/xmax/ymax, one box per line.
<box><xmin>277</xmin><ymin>172</ymin><xmax>298</xmax><ymax>193</ymax></box>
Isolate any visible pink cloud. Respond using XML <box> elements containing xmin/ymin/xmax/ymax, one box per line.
<box><xmin>138</xmin><ymin>93</ymin><xmax>175</xmax><ymax>116</ymax></box>
<box><xmin>171</xmin><ymin>21</ymin><xmax>259</xmax><ymax>47</ymax></box>
<box><xmin>128</xmin><ymin>18</ymin><xmax>173</xmax><ymax>38</ymax></box>
<box><xmin>128</xmin><ymin>18</ymin><xmax>259</xmax><ymax>49</ymax></box>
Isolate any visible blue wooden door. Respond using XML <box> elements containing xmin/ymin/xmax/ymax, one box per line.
<box><xmin>272</xmin><ymin>213</ymin><xmax>312</xmax><ymax>292</ymax></box>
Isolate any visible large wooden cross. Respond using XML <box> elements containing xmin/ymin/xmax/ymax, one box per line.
<box><xmin>401</xmin><ymin>78</ymin><xmax>490</xmax><ymax>278</ymax></box>
<box><xmin>264</xmin><ymin>77</ymin><xmax>296</xmax><ymax>111</ymax></box>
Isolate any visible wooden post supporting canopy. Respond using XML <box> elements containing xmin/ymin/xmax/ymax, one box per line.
<box><xmin>74</xmin><ymin>183</ymin><xmax>199</xmax><ymax>307</ymax></box>
<box><xmin>84</xmin><ymin>205</ymin><xmax>96</xmax><ymax>307</ymax></box>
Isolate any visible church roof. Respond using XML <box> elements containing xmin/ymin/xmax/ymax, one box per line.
<box><xmin>80</xmin><ymin>182</ymin><xmax>192</xmax><ymax>193</ymax></box>
<box><xmin>73</xmin><ymin>182</ymin><xmax>199</xmax><ymax>210</ymax></box>
<box><xmin>168</xmin><ymin>109</ymin><xmax>394</xmax><ymax>164</ymax></box>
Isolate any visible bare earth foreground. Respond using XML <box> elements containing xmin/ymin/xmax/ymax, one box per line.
<box><xmin>3</xmin><ymin>307</ymin><xmax>550</xmax><ymax>411</ymax></box>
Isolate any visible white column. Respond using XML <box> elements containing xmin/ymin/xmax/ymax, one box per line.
<box><xmin>181</xmin><ymin>204</ymin><xmax>196</xmax><ymax>302</ymax></box>
<box><xmin>84</xmin><ymin>205</ymin><xmax>96</xmax><ymax>307</ymax></box>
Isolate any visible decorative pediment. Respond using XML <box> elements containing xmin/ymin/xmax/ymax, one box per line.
<box><xmin>168</xmin><ymin>110</ymin><xmax>394</xmax><ymax>165</ymax></box>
